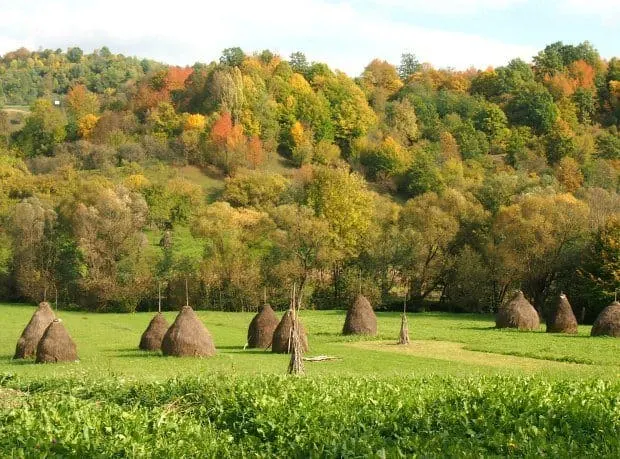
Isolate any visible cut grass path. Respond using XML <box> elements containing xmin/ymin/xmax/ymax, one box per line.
<box><xmin>0</xmin><ymin>303</ymin><xmax>618</xmax><ymax>381</ymax></box>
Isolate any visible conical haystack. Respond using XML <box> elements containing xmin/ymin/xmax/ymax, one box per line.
<box><xmin>14</xmin><ymin>301</ymin><xmax>56</xmax><ymax>359</ymax></box>
<box><xmin>342</xmin><ymin>294</ymin><xmax>377</xmax><ymax>335</ymax></box>
<box><xmin>161</xmin><ymin>306</ymin><xmax>216</xmax><ymax>357</ymax></box>
<box><xmin>272</xmin><ymin>310</ymin><xmax>308</xmax><ymax>354</ymax></box>
<box><xmin>247</xmin><ymin>304</ymin><xmax>279</xmax><ymax>348</ymax></box>
<box><xmin>139</xmin><ymin>313</ymin><xmax>170</xmax><ymax>351</ymax></box>
<box><xmin>496</xmin><ymin>291</ymin><xmax>540</xmax><ymax>331</ymax></box>
<box><xmin>36</xmin><ymin>319</ymin><xmax>78</xmax><ymax>363</ymax></box>
<box><xmin>591</xmin><ymin>301</ymin><xmax>620</xmax><ymax>337</ymax></box>
<box><xmin>546</xmin><ymin>294</ymin><xmax>578</xmax><ymax>334</ymax></box>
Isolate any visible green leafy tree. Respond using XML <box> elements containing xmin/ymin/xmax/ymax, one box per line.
<box><xmin>17</xmin><ymin>99</ymin><xmax>67</xmax><ymax>156</ymax></box>
<box><xmin>505</xmin><ymin>82</ymin><xmax>558</xmax><ymax>134</ymax></box>
<box><xmin>398</xmin><ymin>53</ymin><xmax>421</xmax><ymax>81</ymax></box>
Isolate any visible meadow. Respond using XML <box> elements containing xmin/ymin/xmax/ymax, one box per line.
<box><xmin>1</xmin><ymin>303</ymin><xmax>619</xmax><ymax>457</ymax></box>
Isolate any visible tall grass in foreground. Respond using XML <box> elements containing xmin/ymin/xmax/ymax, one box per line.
<box><xmin>1</xmin><ymin>374</ymin><xmax>619</xmax><ymax>457</ymax></box>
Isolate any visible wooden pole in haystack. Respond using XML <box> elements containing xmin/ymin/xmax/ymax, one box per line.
<box><xmin>185</xmin><ymin>278</ymin><xmax>189</xmax><ymax>307</ymax></box>
<box><xmin>288</xmin><ymin>283</ymin><xmax>305</xmax><ymax>375</ymax></box>
<box><xmin>158</xmin><ymin>282</ymin><xmax>162</xmax><ymax>313</ymax></box>
<box><xmin>398</xmin><ymin>290</ymin><xmax>410</xmax><ymax>345</ymax></box>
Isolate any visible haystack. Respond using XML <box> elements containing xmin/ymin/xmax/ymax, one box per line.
<box><xmin>496</xmin><ymin>291</ymin><xmax>540</xmax><ymax>331</ymax></box>
<box><xmin>161</xmin><ymin>306</ymin><xmax>216</xmax><ymax>357</ymax></box>
<box><xmin>272</xmin><ymin>310</ymin><xmax>308</xmax><ymax>354</ymax></box>
<box><xmin>139</xmin><ymin>313</ymin><xmax>170</xmax><ymax>351</ymax></box>
<box><xmin>247</xmin><ymin>303</ymin><xmax>279</xmax><ymax>349</ymax></box>
<box><xmin>342</xmin><ymin>294</ymin><xmax>377</xmax><ymax>335</ymax></box>
<box><xmin>14</xmin><ymin>301</ymin><xmax>56</xmax><ymax>359</ymax></box>
<box><xmin>591</xmin><ymin>301</ymin><xmax>620</xmax><ymax>337</ymax></box>
<box><xmin>546</xmin><ymin>294</ymin><xmax>578</xmax><ymax>334</ymax></box>
<box><xmin>35</xmin><ymin>319</ymin><xmax>78</xmax><ymax>363</ymax></box>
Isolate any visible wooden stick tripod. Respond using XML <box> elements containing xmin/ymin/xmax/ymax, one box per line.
<box><xmin>288</xmin><ymin>283</ymin><xmax>305</xmax><ymax>375</ymax></box>
<box><xmin>398</xmin><ymin>290</ymin><xmax>410</xmax><ymax>345</ymax></box>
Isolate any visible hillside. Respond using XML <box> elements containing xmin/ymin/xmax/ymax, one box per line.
<box><xmin>0</xmin><ymin>43</ymin><xmax>618</xmax><ymax>321</ymax></box>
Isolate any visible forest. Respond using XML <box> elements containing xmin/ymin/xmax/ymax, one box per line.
<box><xmin>0</xmin><ymin>42</ymin><xmax>618</xmax><ymax>322</ymax></box>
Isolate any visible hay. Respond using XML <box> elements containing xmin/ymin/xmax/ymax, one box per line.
<box><xmin>35</xmin><ymin>319</ymin><xmax>78</xmax><ymax>363</ymax></box>
<box><xmin>546</xmin><ymin>294</ymin><xmax>578</xmax><ymax>334</ymax></box>
<box><xmin>287</xmin><ymin>313</ymin><xmax>305</xmax><ymax>375</ymax></box>
<box><xmin>342</xmin><ymin>294</ymin><xmax>377</xmax><ymax>336</ymax></box>
<box><xmin>161</xmin><ymin>306</ymin><xmax>216</xmax><ymax>357</ymax></box>
<box><xmin>272</xmin><ymin>310</ymin><xmax>308</xmax><ymax>354</ymax></box>
<box><xmin>139</xmin><ymin>313</ymin><xmax>170</xmax><ymax>351</ymax></box>
<box><xmin>496</xmin><ymin>291</ymin><xmax>540</xmax><ymax>331</ymax></box>
<box><xmin>591</xmin><ymin>301</ymin><xmax>620</xmax><ymax>337</ymax></box>
<box><xmin>398</xmin><ymin>313</ymin><xmax>410</xmax><ymax>345</ymax></box>
<box><xmin>247</xmin><ymin>303</ymin><xmax>279</xmax><ymax>349</ymax></box>
<box><xmin>14</xmin><ymin>301</ymin><xmax>56</xmax><ymax>359</ymax></box>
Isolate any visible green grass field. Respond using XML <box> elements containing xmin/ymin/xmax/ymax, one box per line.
<box><xmin>1</xmin><ymin>303</ymin><xmax>618</xmax><ymax>379</ymax></box>
<box><xmin>1</xmin><ymin>303</ymin><xmax>619</xmax><ymax>457</ymax></box>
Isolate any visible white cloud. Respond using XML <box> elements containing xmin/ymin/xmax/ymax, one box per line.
<box><xmin>0</xmin><ymin>0</ymin><xmax>536</xmax><ymax>75</ymax></box>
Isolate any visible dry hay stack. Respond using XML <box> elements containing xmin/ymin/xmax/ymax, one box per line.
<box><xmin>546</xmin><ymin>294</ymin><xmax>578</xmax><ymax>334</ymax></box>
<box><xmin>14</xmin><ymin>301</ymin><xmax>56</xmax><ymax>359</ymax></box>
<box><xmin>35</xmin><ymin>319</ymin><xmax>78</xmax><ymax>363</ymax></box>
<box><xmin>591</xmin><ymin>301</ymin><xmax>620</xmax><ymax>337</ymax></box>
<box><xmin>342</xmin><ymin>294</ymin><xmax>377</xmax><ymax>336</ymax></box>
<box><xmin>139</xmin><ymin>313</ymin><xmax>170</xmax><ymax>351</ymax></box>
<box><xmin>398</xmin><ymin>313</ymin><xmax>410</xmax><ymax>345</ymax></box>
<box><xmin>272</xmin><ymin>310</ymin><xmax>308</xmax><ymax>354</ymax></box>
<box><xmin>161</xmin><ymin>306</ymin><xmax>216</xmax><ymax>357</ymax></box>
<box><xmin>496</xmin><ymin>291</ymin><xmax>540</xmax><ymax>331</ymax></box>
<box><xmin>247</xmin><ymin>304</ymin><xmax>279</xmax><ymax>348</ymax></box>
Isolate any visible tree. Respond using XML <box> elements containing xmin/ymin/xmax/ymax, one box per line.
<box><xmin>17</xmin><ymin>99</ymin><xmax>67</xmax><ymax>156</ymax></box>
<box><xmin>505</xmin><ymin>82</ymin><xmax>558</xmax><ymax>134</ymax></box>
<box><xmin>492</xmin><ymin>193</ymin><xmax>590</xmax><ymax>313</ymax></box>
<box><xmin>359</xmin><ymin>59</ymin><xmax>403</xmax><ymax>110</ymax></box>
<box><xmin>399</xmin><ymin>53</ymin><xmax>421</xmax><ymax>81</ymax></box>
<box><xmin>290</xmin><ymin>121</ymin><xmax>314</xmax><ymax>166</ymax></box>
<box><xmin>555</xmin><ymin>156</ymin><xmax>583</xmax><ymax>192</ymax></box>
<box><xmin>77</xmin><ymin>113</ymin><xmax>99</xmax><ymax>139</ymax></box>
<box><xmin>289</xmin><ymin>52</ymin><xmax>309</xmax><ymax>77</ymax></box>
<box><xmin>573</xmin><ymin>216</ymin><xmax>620</xmax><ymax>322</ymax></box>
<box><xmin>209</xmin><ymin>111</ymin><xmax>246</xmax><ymax>175</ymax></box>
<box><xmin>10</xmin><ymin>197</ymin><xmax>59</xmax><ymax>302</ymax></box>
<box><xmin>66</xmin><ymin>84</ymin><xmax>100</xmax><ymax>120</ymax></box>
<box><xmin>220</xmin><ymin>47</ymin><xmax>245</xmax><ymax>67</ymax></box>
<box><xmin>398</xmin><ymin>192</ymin><xmax>459</xmax><ymax>305</ymax></box>
<box><xmin>268</xmin><ymin>204</ymin><xmax>332</xmax><ymax>295</ymax></box>
<box><xmin>246</xmin><ymin>135</ymin><xmax>265</xmax><ymax>169</ymax></box>
<box><xmin>191</xmin><ymin>202</ymin><xmax>268</xmax><ymax>311</ymax></box>
<box><xmin>306</xmin><ymin>165</ymin><xmax>374</xmax><ymax>258</ymax></box>
<box><xmin>386</xmin><ymin>99</ymin><xmax>419</xmax><ymax>145</ymax></box>
<box><xmin>544</xmin><ymin>119</ymin><xmax>576</xmax><ymax>164</ymax></box>
<box><xmin>69</xmin><ymin>185</ymin><xmax>150</xmax><ymax>311</ymax></box>
<box><xmin>67</xmin><ymin>47</ymin><xmax>83</xmax><ymax>63</ymax></box>
<box><xmin>223</xmin><ymin>171</ymin><xmax>289</xmax><ymax>210</ymax></box>
<box><xmin>318</xmin><ymin>72</ymin><xmax>376</xmax><ymax>152</ymax></box>
<box><xmin>183</xmin><ymin>113</ymin><xmax>206</xmax><ymax>131</ymax></box>
<box><xmin>360</xmin><ymin>136</ymin><xmax>409</xmax><ymax>179</ymax></box>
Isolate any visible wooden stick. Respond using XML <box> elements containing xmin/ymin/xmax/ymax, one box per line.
<box><xmin>185</xmin><ymin>278</ymin><xmax>189</xmax><ymax>307</ymax></box>
<box><xmin>158</xmin><ymin>282</ymin><xmax>162</xmax><ymax>313</ymax></box>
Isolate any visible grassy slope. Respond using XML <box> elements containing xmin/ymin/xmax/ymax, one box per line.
<box><xmin>1</xmin><ymin>304</ymin><xmax>618</xmax><ymax>381</ymax></box>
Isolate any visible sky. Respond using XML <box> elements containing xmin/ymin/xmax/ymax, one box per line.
<box><xmin>0</xmin><ymin>0</ymin><xmax>619</xmax><ymax>76</ymax></box>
